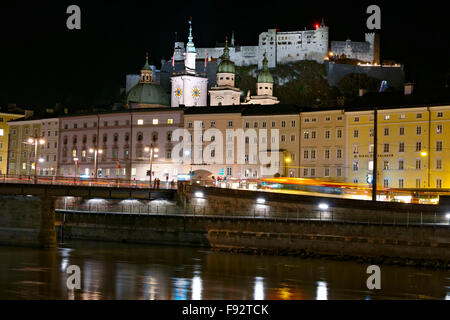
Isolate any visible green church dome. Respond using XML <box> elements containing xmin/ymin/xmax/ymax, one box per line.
<box><xmin>257</xmin><ymin>54</ymin><xmax>274</xmax><ymax>84</ymax></box>
<box><xmin>217</xmin><ymin>39</ymin><xmax>235</xmax><ymax>74</ymax></box>
<box><xmin>127</xmin><ymin>82</ymin><xmax>170</xmax><ymax>106</ymax></box>
<box><xmin>126</xmin><ymin>53</ymin><xmax>170</xmax><ymax>107</ymax></box>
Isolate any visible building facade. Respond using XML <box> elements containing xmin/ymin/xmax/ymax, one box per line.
<box><xmin>58</xmin><ymin>109</ymin><xmax>184</xmax><ymax>182</ymax></box>
<box><xmin>347</xmin><ymin>106</ymin><xmax>450</xmax><ymax>190</ymax></box>
<box><xmin>0</xmin><ymin>112</ymin><xmax>23</xmax><ymax>174</ymax></box>
<box><xmin>300</xmin><ymin>109</ymin><xmax>346</xmax><ymax>180</ymax></box>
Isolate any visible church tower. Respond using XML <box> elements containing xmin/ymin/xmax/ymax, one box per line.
<box><xmin>171</xmin><ymin>19</ymin><xmax>208</xmax><ymax>107</ymax></box>
<box><xmin>209</xmin><ymin>38</ymin><xmax>241</xmax><ymax>106</ymax></box>
<box><xmin>243</xmin><ymin>53</ymin><xmax>279</xmax><ymax>105</ymax></box>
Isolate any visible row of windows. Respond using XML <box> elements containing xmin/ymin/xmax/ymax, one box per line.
<box><xmin>354</xmin><ymin>112</ymin><xmax>445</xmax><ymax>123</ymax></box>
<box><xmin>302</xmin><ymin>167</ymin><xmax>343</xmax><ymax>178</ymax></box>
<box><xmin>353</xmin><ymin>125</ymin><xmax>443</xmax><ymax>138</ymax></box>
<box><xmin>303</xmin><ymin>128</ymin><xmax>343</xmax><ymax>140</ymax></box>
<box><xmin>352</xmin><ymin>141</ymin><xmax>444</xmax><ymax>154</ymax></box>
<box><xmin>302</xmin><ymin>148</ymin><xmax>343</xmax><ymax>160</ymax></box>
<box><xmin>63</xmin><ymin>132</ymin><xmax>173</xmax><ymax>145</ymax></box>
<box><xmin>304</xmin><ymin>116</ymin><xmax>343</xmax><ymax>123</ymax></box>
<box><xmin>352</xmin><ymin>158</ymin><xmax>444</xmax><ymax>172</ymax></box>
<box><xmin>63</xmin><ymin>118</ymin><xmax>175</xmax><ymax>129</ymax></box>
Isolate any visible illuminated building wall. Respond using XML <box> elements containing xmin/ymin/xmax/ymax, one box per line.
<box><xmin>346</xmin><ymin>106</ymin><xmax>450</xmax><ymax>189</ymax></box>
<box><xmin>0</xmin><ymin>112</ymin><xmax>23</xmax><ymax>175</ymax></box>
<box><xmin>300</xmin><ymin>109</ymin><xmax>346</xmax><ymax>180</ymax></box>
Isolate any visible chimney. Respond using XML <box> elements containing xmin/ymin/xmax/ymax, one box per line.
<box><xmin>404</xmin><ymin>83</ymin><xmax>414</xmax><ymax>96</ymax></box>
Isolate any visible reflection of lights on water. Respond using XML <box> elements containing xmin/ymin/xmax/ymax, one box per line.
<box><xmin>192</xmin><ymin>275</ymin><xmax>202</xmax><ymax>300</ymax></box>
<box><xmin>61</xmin><ymin>258</ymin><xmax>69</xmax><ymax>272</ymax></box>
<box><xmin>445</xmin><ymin>293</ymin><xmax>450</xmax><ymax>300</ymax></box>
<box><xmin>254</xmin><ymin>277</ymin><xmax>264</xmax><ymax>300</ymax></box>
<box><xmin>174</xmin><ymin>278</ymin><xmax>189</xmax><ymax>300</ymax></box>
<box><xmin>143</xmin><ymin>275</ymin><xmax>158</xmax><ymax>300</ymax></box>
<box><xmin>316</xmin><ymin>281</ymin><xmax>328</xmax><ymax>300</ymax></box>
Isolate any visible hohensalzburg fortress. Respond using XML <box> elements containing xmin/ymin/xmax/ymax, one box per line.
<box><xmin>185</xmin><ymin>19</ymin><xmax>380</xmax><ymax>69</ymax></box>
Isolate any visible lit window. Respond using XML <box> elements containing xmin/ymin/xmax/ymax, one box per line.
<box><xmin>153</xmin><ymin>119</ymin><xmax>159</xmax><ymax>125</ymax></box>
<box><xmin>168</xmin><ymin>119</ymin><xmax>174</xmax><ymax>124</ymax></box>
<box><xmin>137</xmin><ymin>119</ymin><xmax>144</xmax><ymax>125</ymax></box>
<box><xmin>0</xmin><ymin>129</ymin><xmax>3</xmax><ymax>136</ymax></box>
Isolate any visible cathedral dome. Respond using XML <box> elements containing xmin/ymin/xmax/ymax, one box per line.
<box><xmin>126</xmin><ymin>83</ymin><xmax>170</xmax><ymax>106</ymax></box>
<box><xmin>126</xmin><ymin>53</ymin><xmax>170</xmax><ymax>107</ymax></box>
<box><xmin>217</xmin><ymin>38</ymin><xmax>235</xmax><ymax>74</ymax></box>
<box><xmin>218</xmin><ymin>59</ymin><xmax>235</xmax><ymax>74</ymax></box>
<box><xmin>257</xmin><ymin>53</ymin><xmax>274</xmax><ymax>83</ymax></box>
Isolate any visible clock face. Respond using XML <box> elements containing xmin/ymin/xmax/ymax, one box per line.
<box><xmin>175</xmin><ymin>88</ymin><xmax>182</xmax><ymax>97</ymax></box>
<box><xmin>192</xmin><ymin>88</ymin><xmax>200</xmax><ymax>98</ymax></box>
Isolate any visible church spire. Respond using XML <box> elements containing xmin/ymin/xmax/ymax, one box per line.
<box><xmin>186</xmin><ymin>18</ymin><xmax>196</xmax><ymax>53</ymax></box>
<box><xmin>142</xmin><ymin>52</ymin><xmax>151</xmax><ymax>70</ymax></box>
<box><xmin>222</xmin><ymin>37</ymin><xmax>230</xmax><ymax>60</ymax></box>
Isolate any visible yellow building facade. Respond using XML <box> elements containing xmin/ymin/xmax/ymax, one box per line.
<box><xmin>347</xmin><ymin>105</ymin><xmax>450</xmax><ymax>189</ymax></box>
<box><xmin>7</xmin><ymin>119</ymin><xmax>41</xmax><ymax>175</ymax></box>
<box><xmin>0</xmin><ymin>112</ymin><xmax>24</xmax><ymax>174</ymax></box>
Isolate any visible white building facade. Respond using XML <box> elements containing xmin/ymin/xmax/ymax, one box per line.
<box><xmin>58</xmin><ymin>109</ymin><xmax>184</xmax><ymax>182</ymax></box>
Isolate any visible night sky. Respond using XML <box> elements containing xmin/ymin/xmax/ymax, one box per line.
<box><xmin>1</xmin><ymin>0</ymin><xmax>449</xmax><ymax>108</ymax></box>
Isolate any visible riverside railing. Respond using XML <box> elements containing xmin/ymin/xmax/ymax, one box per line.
<box><xmin>0</xmin><ymin>174</ymin><xmax>177</xmax><ymax>189</ymax></box>
<box><xmin>55</xmin><ymin>203</ymin><xmax>450</xmax><ymax>227</ymax></box>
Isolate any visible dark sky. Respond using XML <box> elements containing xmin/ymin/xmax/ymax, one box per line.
<box><xmin>1</xmin><ymin>0</ymin><xmax>449</xmax><ymax>108</ymax></box>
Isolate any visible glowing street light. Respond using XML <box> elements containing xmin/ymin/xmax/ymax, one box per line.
<box><xmin>146</xmin><ymin>145</ymin><xmax>159</xmax><ymax>188</ymax></box>
<box><xmin>420</xmin><ymin>151</ymin><xmax>428</xmax><ymax>157</ymax></box>
<box><xmin>284</xmin><ymin>157</ymin><xmax>292</xmax><ymax>177</ymax></box>
<box><xmin>27</xmin><ymin>136</ymin><xmax>46</xmax><ymax>183</ymax></box>
<box><xmin>89</xmin><ymin>148</ymin><xmax>103</xmax><ymax>178</ymax></box>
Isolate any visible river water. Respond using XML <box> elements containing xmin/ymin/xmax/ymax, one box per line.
<box><xmin>0</xmin><ymin>241</ymin><xmax>449</xmax><ymax>300</ymax></box>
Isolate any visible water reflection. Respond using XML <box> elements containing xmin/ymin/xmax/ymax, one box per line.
<box><xmin>316</xmin><ymin>281</ymin><xmax>328</xmax><ymax>300</ymax></box>
<box><xmin>0</xmin><ymin>241</ymin><xmax>449</xmax><ymax>300</ymax></box>
<box><xmin>254</xmin><ymin>277</ymin><xmax>264</xmax><ymax>300</ymax></box>
<box><xmin>192</xmin><ymin>274</ymin><xmax>202</xmax><ymax>300</ymax></box>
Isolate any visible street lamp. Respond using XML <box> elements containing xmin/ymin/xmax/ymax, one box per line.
<box><xmin>145</xmin><ymin>145</ymin><xmax>159</xmax><ymax>188</ymax></box>
<box><xmin>73</xmin><ymin>157</ymin><xmax>79</xmax><ymax>178</ymax></box>
<box><xmin>284</xmin><ymin>157</ymin><xmax>292</xmax><ymax>177</ymax></box>
<box><xmin>27</xmin><ymin>137</ymin><xmax>45</xmax><ymax>183</ymax></box>
<box><xmin>89</xmin><ymin>148</ymin><xmax>103</xmax><ymax>179</ymax></box>
<box><xmin>421</xmin><ymin>151</ymin><xmax>430</xmax><ymax>187</ymax></box>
